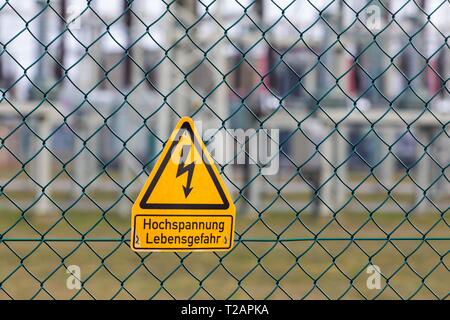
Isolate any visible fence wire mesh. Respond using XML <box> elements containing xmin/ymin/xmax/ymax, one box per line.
<box><xmin>0</xmin><ymin>0</ymin><xmax>449</xmax><ymax>299</ymax></box>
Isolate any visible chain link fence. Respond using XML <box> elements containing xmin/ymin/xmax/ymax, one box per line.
<box><xmin>0</xmin><ymin>0</ymin><xmax>449</xmax><ymax>299</ymax></box>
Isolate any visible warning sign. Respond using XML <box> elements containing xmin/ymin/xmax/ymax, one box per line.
<box><xmin>131</xmin><ymin>117</ymin><xmax>236</xmax><ymax>252</ymax></box>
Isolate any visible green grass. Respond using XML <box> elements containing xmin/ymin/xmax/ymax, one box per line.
<box><xmin>0</xmin><ymin>210</ymin><xmax>448</xmax><ymax>300</ymax></box>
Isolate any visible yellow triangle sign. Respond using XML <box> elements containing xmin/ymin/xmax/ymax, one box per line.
<box><xmin>131</xmin><ymin>117</ymin><xmax>236</xmax><ymax>252</ymax></box>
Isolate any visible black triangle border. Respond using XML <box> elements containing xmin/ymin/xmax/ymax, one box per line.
<box><xmin>139</xmin><ymin>121</ymin><xmax>230</xmax><ymax>210</ymax></box>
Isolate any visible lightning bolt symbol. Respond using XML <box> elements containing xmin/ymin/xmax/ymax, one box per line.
<box><xmin>176</xmin><ymin>144</ymin><xmax>195</xmax><ymax>198</ymax></box>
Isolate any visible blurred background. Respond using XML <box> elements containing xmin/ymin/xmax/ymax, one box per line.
<box><xmin>0</xmin><ymin>0</ymin><xmax>449</xmax><ymax>299</ymax></box>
